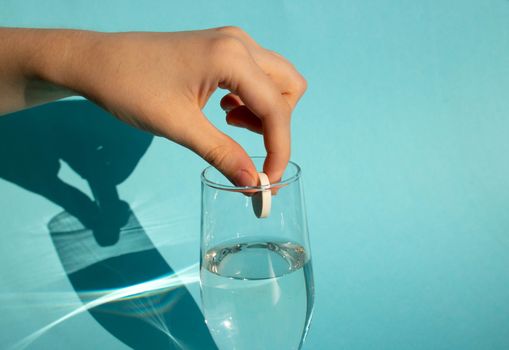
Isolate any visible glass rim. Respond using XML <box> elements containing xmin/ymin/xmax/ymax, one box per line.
<box><xmin>201</xmin><ymin>156</ymin><xmax>301</xmax><ymax>191</ymax></box>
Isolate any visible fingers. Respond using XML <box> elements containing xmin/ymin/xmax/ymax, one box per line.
<box><xmin>215</xmin><ymin>27</ymin><xmax>307</xmax><ymax>109</ymax></box>
<box><xmin>206</xmin><ymin>28</ymin><xmax>307</xmax><ymax>184</ymax></box>
<box><xmin>175</xmin><ymin>106</ymin><xmax>258</xmax><ymax>187</ymax></box>
<box><xmin>219</xmin><ymin>53</ymin><xmax>291</xmax><ymax>183</ymax></box>
<box><xmin>220</xmin><ymin>93</ymin><xmax>243</xmax><ymax>112</ymax></box>
<box><xmin>261</xmin><ymin>116</ymin><xmax>290</xmax><ymax>183</ymax></box>
<box><xmin>257</xmin><ymin>51</ymin><xmax>307</xmax><ymax>109</ymax></box>
<box><xmin>215</xmin><ymin>27</ymin><xmax>307</xmax><ymax>110</ymax></box>
<box><xmin>221</xmin><ymin>93</ymin><xmax>262</xmax><ymax>134</ymax></box>
<box><xmin>214</xmin><ymin>33</ymin><xmax>306</xmax><ymax>183</ymax></box>
<box><xmin>256</xmin><ymin>53</ymin><xmax>307</xmax><ymax>109</ymax></box>
<box><xmin>226</xmin><ymin>105</ymin><xmax>263</xmax><ymax>134</ymax></box>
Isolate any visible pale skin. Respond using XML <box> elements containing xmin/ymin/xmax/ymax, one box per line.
<box><xmin>0</xmin><ymin>26</ymin><xmax>307</xmax><ymax>186</ymax></box>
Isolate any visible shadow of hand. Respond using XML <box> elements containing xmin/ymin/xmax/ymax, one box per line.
<box><xmin>0</xmin><ymin>100</ymin><xmax>217</xmax><ymax>349</ymax></box>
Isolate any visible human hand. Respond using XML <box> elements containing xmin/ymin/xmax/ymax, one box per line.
<box><xmin>25</xmin><ymin>27</ymin><xmax>307</xmax><ymax>185</ymax></box>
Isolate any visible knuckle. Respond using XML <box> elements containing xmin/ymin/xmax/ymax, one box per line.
<box><xmin>215</xmin><ymin>25</ymin><xmax>246</xmax><ymax>37</ymax></box>
<box><xmin>294</xmin><ymin>74</ymin><xmax>308</xmax><ymax>94</ymax></box>
<box><xmin>268</xmin><ymin>49</ymin><xmax>285</xmax><ymax>59</ymax></box>
<box><xmin>266</xmin><ymin>49</ymin><xmax>307</xmax><ymax>95</ymax></box>
<box><xmin>209</xmin><ymin>35</ymin><xmax>248</xmax><ymax>64</ymax></box>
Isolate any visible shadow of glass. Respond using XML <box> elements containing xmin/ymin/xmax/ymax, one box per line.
<box><xmin>0</xmin><ymin>101</ymin><xmax>217</xmax><ymax>349</ymax></box>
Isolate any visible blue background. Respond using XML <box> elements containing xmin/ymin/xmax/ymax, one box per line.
<box><xmin>1</xmin><ymin>1</ymin><xmax>509</xmax><ymax>349</ymax></box>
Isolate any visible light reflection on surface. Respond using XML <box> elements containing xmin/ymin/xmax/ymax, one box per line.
<box><xmin>9</xmin><ymin>263</ymin><xmax>199</xmax><ymax>350</ymax></box>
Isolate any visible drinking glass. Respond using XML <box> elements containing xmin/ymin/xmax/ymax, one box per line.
<box><xmin>200</xmin><ymin>157</ymin><xmax>314</xmax><ymax>350</ymax></box>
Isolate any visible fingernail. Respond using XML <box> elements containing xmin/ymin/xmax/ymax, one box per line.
<box><xmin>233</xmin><ymin>169</ymin><xmax>257</xmax><ymax>187</ymax></box>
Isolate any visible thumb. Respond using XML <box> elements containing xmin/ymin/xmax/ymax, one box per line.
<box><xmin>179</xmin><ymin>108</ymin><xmax>258</xmax><ymax>187</ymax></box>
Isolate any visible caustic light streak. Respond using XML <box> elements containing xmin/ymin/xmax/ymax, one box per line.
<box><xmin>9</xmin><ymin>263</ymin><xmax>199</xmax><ymax>350</ymax></box>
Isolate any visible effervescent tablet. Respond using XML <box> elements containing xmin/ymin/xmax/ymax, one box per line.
<box><xmin>252</xmin><ymin>172</ymin><xmax>271</xmax><ymax>218</ymax></box>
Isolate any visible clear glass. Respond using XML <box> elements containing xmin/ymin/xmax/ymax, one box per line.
<box><xmin>200</xmin><ymin>157</ymin><xmax>314</xmax><ymax>350</ymax></box>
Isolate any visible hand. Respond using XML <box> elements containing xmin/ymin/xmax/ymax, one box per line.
<box><xmin>5</xmin><ymin>27</ymin><xmax>307</xmax><ymax>185</ymax></box>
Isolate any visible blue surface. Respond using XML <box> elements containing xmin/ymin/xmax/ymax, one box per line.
<box><xmin>1</xmin><ymin>1</ymin><xmax>509</xmax><ymax>349</ymax></box>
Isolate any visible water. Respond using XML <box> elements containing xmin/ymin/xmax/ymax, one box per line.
<box><xmin>201</xmin><ymin>240</ymin><xmax>314</xmax><ymax>350</ymax></box>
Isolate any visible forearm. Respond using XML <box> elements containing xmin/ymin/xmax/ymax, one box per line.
<box><xmin>0</xmin><ymin>28</ymin><xmax>93</xmax><ymax>115</ymax></box>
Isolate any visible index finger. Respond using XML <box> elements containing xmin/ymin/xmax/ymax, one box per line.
<box><xmin>219</xmin><ymin>50</ymin><xmax>292</xmax><ymax>183</ymax></box>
